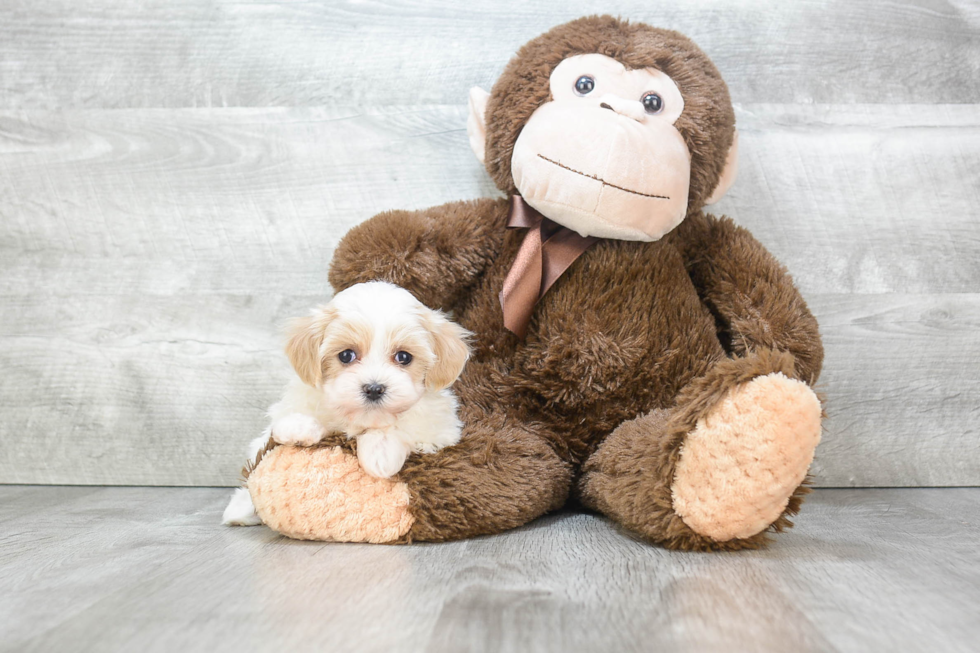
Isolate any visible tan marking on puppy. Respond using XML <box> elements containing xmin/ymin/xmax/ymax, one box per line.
<box><xmin>671</xmin><ymin>372</ymin><xmax>822</xmax><ymax>542</ymax></box>
<box><xmin>320</xmin><ymin>315</ymin><xmax>374</xmax><ymax>381</ymax></box>
<box><xmin>422</xmin><ymin>312</ymin><xmax>471</xmax><ymax>390</ymax></box>
<box><xmin>383</xmin><ymin>323</ymin><xmax>435</xmax><ymax>387</ymax></box>
<box><xmin>284</xmin><ymin>307</ymin><xmax>337</xmax><ymax>386</ymax></box>
<box><xmin>244</xmin><ymin>280</ymin><xmax>471</xmax><ymax>495</ymax></box>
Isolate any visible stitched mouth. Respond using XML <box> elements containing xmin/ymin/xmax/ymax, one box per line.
<box><xmin>537</xmin><ymin>154</ymin><xmax>670</xmax><ymax>200</ymax></box>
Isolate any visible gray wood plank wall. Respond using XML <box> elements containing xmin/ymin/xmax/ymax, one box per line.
<box><xmin>1</xmin><ymin>0</ymin><xmax>978</xmax><ymax>486</ymax></box>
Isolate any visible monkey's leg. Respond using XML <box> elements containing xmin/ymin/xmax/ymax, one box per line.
<box><xmin>247</xmin><ymin>364</ymin><xmax>573</xmax><ymax>543</ymax></box>
<box><xmin>577</xmin><ymin>349</ymin><xmax>821</xmax><ymax>551</ymax></box>
<box><xmin>395</xmin><ymin>401</ymin><xmax>573</xmax><ymax>542</ymax></box>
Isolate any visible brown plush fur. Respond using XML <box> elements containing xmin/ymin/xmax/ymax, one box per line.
<box><xmin>249</xmin><ymin>15</ymin><xmax>824</xmax><ymax>550</ymax></box>
<box><xmin>577</xmin><ymin>350</ymin><xmax>812</xmax><ymax>551</ymax></box>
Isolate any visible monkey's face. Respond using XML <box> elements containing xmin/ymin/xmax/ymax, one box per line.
<box><xmin>512</xmin><ymin>54</ymin><xmax>690</xmax><ymax>241</ymax></box>
<box><xmin>469</xmin><ymin>42</ymin><xmax>738</xmax><ymax>242</ymax></box>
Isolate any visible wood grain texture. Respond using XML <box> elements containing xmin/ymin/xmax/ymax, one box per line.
<box><xmin>810</xmin><ymin>293</ymin><xmax>980</xmax><ymax>486</ymax></box>
<box><xmin>1</xmin><ymin>2</ymin><xmax>979</xmax><ymax>486</ymax></box>
<box><xmin>2</xmin><ymin>102</ymin><xmax>978</xmax><ymax>486</ymax></box>
<box><xmin>0</xmin><ymin>106</ymin><xmax>495</xmax><ymax>486</ymax></box>
<box><xmin>1</xmin><ymin>0</ymin><xmax>979</xmax><ymax>109</ymax></box>
<box><xmin>1</xmin><ymin>486</ymin><xmax>979</xmax><ymax>652</ymax></box>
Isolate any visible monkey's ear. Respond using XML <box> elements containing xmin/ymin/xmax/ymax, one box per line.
<box><xmin>467</xmin><ymin>87</ymin><xmax>491</xmax><ymax>164</ymax></box>
<box><xmin>705</xmin><ymin>130</ymin><xmax>739</xmax><ymax>205</ymax></box>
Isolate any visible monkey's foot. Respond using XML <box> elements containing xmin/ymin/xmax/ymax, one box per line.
<box><xmin>671</xmin><ymin>372</ymin><xmax>822</xmax><ymax>542</ymax></box>
<box><xmin>247</xmin><ymin>445</ymin><xmax>414</xmax><ymax>543</ymax></box>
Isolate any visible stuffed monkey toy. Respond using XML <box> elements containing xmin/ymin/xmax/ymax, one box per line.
<box><xmin>245</xmin><ymin>15</ymin><xmax>824</xmax><ymax>551</ymax></box>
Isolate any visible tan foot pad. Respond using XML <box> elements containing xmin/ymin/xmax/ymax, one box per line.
<box><xmin>248</xmin><ymin>445</ymin><xmax>414</xmax><ymax>543</ymax></box>
<box><xmin>671</xmin><ymin>372</ymin><xmax>822</xmax><ymax>542</ymax></box>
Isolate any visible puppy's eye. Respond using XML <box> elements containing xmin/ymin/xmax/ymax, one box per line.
<box><xmin>394</xmin><ymin>351</ymin><xmax>413</xmax><ymax>365</ymax></box>
<box><xmin>574</xmin><ymin>75</ymin><xmax>595</xmax><ymax>95</ymax></box>
<box><xmin>338</xmin><ymin>349</ymin><xmax>357</xmax><ymax>364</ymax></box>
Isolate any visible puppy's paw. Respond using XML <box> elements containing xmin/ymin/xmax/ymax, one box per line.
<box><xmin>271</xmin><ymin>413</ymin><xmax>326</xmax><ymax>447</ymax></box>
<box><xmin>357</xmin><ymin>430</ymin><xmax>410</xmax><ymax>479</ymax></box>
<box><xmin>222</xmin><ymin>488</ymin><xmax>262</xmax><ymax>526</ymax></box>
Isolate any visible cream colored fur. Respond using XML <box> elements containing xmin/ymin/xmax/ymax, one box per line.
<box><xmin>222</xmin><ymin>281</ymin><xmax>469</xmax><ymax>527</ymax></box>
<box><xmin>268</xmin><ymin>379</ymin><xmax>463</xmax><ymax>477</ymax></box>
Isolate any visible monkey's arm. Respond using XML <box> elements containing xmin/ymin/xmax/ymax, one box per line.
<box><xmin>328</xmin><ymin>198</ymin><xmax>508</xmax><ymax>311</ymax></box>
<box><xmin>673</xmin><ymin>212</ymin><xmax>823</xmax><ymax>384</ymax></box>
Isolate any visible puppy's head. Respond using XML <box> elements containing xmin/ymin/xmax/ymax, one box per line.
<box><xmin>285</xmin><ymin>282</ymin><xmax>470</xmax><ymax>425</ymax></box>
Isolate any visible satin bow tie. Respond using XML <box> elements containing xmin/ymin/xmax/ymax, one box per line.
<box><xmin>499</xmin><ymin>196</ymin><xmax>598</xmax><ymax>338</ymax></box>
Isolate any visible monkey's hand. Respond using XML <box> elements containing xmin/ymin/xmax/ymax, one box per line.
<box><xmin>675</xmin><ymin>212</ymin><xmax>823</xmax><ymax>385</ymax></box>
<box><xmin>328</xmin><ymin>198</ymin><xmax>509</xmax><ymax>312</ymax></box>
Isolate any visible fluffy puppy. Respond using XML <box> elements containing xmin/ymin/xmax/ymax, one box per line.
<box><xmin>222</xmin><ymin>281</ymin><xmax>470</xmax><ymax>527</ymax></box>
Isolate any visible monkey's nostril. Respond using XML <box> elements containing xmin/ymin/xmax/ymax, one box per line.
<box><xmin>600</xmin><ymin>102</ymin><xmax>614</xmax><ymax>111</ymax></box>
<box><xmin>362</xmin><ymin>383</ymin><xmax>386</xmax><ymax>402</ymax></box>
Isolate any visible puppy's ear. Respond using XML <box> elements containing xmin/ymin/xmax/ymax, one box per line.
<box><xmin>423</xmin><ymin>310</ymin><xmax>471</xmax><ymax>391</ymax></box>
<box><xmin>284</xmin><ymin>307</ymin><xmax>335</xmax><ymax>387</ymax></box>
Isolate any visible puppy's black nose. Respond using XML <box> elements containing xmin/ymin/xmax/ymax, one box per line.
<box><xmin>362</xmin><ymin>383</ymin><xmax>386</xmax><ymax>402</ymax></box>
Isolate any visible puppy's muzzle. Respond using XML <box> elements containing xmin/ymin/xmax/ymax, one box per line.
<box><xmin>362</xmin><ymin>383</ymin><xmax>386</xmax><ymax>403</ymax></box>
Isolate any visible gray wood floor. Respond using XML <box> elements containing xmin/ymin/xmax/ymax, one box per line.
<box><xmin>1</xmin><ymin>1</ymin><xmax>979</xmax><ymax>487</ymax></box>
<box><xmin>1</xmin><ymin>486</ymin><xmax>978</xmax><ymax>653</ymax></box>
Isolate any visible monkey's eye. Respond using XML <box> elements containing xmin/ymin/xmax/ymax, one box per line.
<box><xmin>574</xmin><ymin>75</ymin><xmax>595</xmax><ymax>95</ymax></box>
<box><xmin>338</xmin><ymin>349</ymin><xmax>357</xmax><ymax>364</ymax></box>
<box><xmin>642</xmin><ymin>92</ymin><xmax>664</xmax><ymax>114</ymax></box>
<box><xmin>394</xmin><ymin>351</ymin><xmax>413</xmax><ymax>366</ymax></box>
